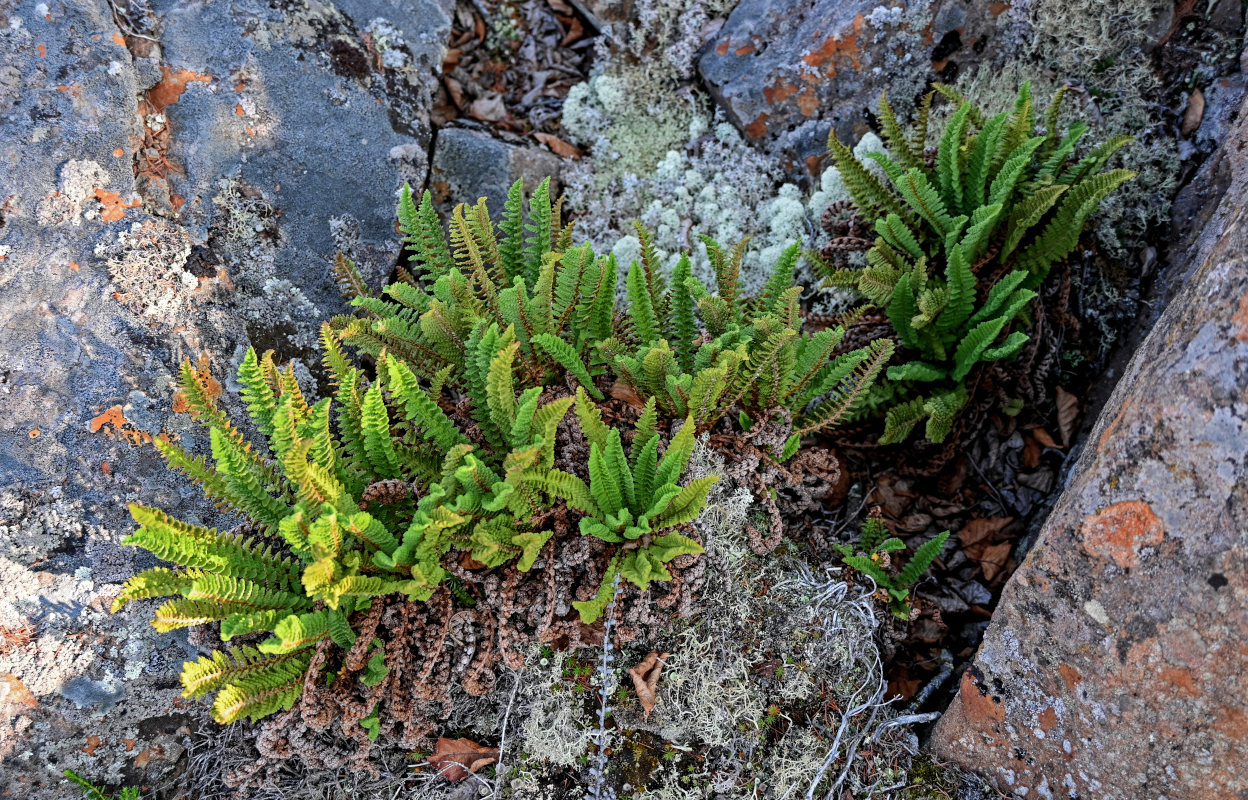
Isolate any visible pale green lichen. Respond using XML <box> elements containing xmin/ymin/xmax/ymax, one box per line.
<box><xmin>516</xmin><ymin>649</ymin><xmax>594</xmax><ymax>768</ymax></box>
<box><xmin>950</xmin><ymin>0</ymin><xmax>1178</xmax><ymax>258</ymax></box>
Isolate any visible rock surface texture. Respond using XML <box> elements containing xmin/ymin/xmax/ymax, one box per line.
<box><xmin>930</xmin><ymin>61</ymin><xmax>1248</xmax><ymax>800</ymax></box>
<box><xmin>428</xmin><ymin>125</ymin><xmax>563</xmax><ymax>220</ymax></box>
<box><xmin>698</xmin><ymin>0</ymin><xmax>1000</xmax><ymax>163</ymax></box>
<box><xmin>0</xmin><ymin>0</ymin><xmax>450</xmax><ymax>795</ymax></box>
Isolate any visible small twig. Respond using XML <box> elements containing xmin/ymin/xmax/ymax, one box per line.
<box><xmin>487</xmin><ymin>668</ymin><xmax>523</xmax><ymax>797</ymax></box>
<box><xmin>870</xmin><ymin>712</ymin><xmax>942</xmax><ymax>744</ymax></box>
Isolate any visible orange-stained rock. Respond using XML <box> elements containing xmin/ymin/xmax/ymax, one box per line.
<box><xmin>1079</xmin><ymin>500</ymin><xmax>1164</xmax><ymax>569</ymax></box>
<box><xmin>931</xmin><ymin>72</ymin><xmax>1248</xmax><ymax>800</ymax></box>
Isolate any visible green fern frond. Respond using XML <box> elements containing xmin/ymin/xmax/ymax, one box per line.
<box><xmin>987</xmin><ymin>135</ymin><xmax>1045</xmax><ymax>207</ymax></box>
<box><xmin>965</xmin><ymin>112</ymin><xmax>1008</xmax><ymax>208</ymax></box>
<box><xmin>911</xmin><ymin>90</ymin><xmax>934</xmax><ymax>155</ymax></box>
<box><xmin>209</xmin><ymin>664</ymin><xmax>306</xmax><ymax>723</ymax></box>
<box><xmin>1059</xmin><ymin>135</ymin><xmax>1132</xmax><ymax>186</ymax></box>
<box><xmin>210</xmin><ymin>427</ymin><xmax>287</xmax><ymax>532</ymax></box>
<box><xmin>360</xmin><ymin>382</ymin><xmax>402</xmax><ymax>479</ymax></box>
<box><xmin>796</xmin><ymin>338</ymin><xmax>894</xmax><ymax>435</ymax></box>
<box><xmin>936</xmin><ymin>103</ymin><xmax>973</xmax><ymax>213</ymax></box>
<box><xmin>896</xmin><ymin>530</ymin><xmax>951</xmax><ymax>586</ymax></box>
<box><xmin>534</xmin><ymin>334</ymin><xmax>602</xmax><ymax>399</ymax></box>
<box><xmin>879</xmin><ymin>396</ymin><xmax>928</xmax><ymax>445</ymax></box>
<box><xmin>634</xmin><ymin>222</ymin><xmax>670</xmax><ymax>323</ymax></box>
<box><xmin>1000</xmin><ymin>185</ymin><xmax>1067</xmax><ymax>259</ymax></box>
<box><xmin>181</xmin><ymin>647</ymin><xmax>310</xmax><ymax>701</ymax></box>
<box><xmin>923</xmin><ymin>387</ymin><xmax>968</xmax><ymax>442</ymax></box>
<box><xmin>877</xmin><ymin>91</ymin><xmax>923</xmax><ymax>169</ymax></box>
<box><xmin>237</xmin><ymin>348</ymin><xmax>279</xmax><ymax>440</ymax></box>
<box><xmin>124</xmin><ymin>505</ymin><xmax>301</xmax><ymax>589</ymax></box>
<box><xmin>523</xmin><ymin>177</ymin><xmax>554</xmax><ymax>285</ymax></box>
<box><xmin>626</xmin><ymin>258</ymin><xmax>660</xmax><ymax>345</ymax></box>
<box><xmin>1017</xmin><ymin>169</ymin><xmax>1137</xmax><ymax>281</ymax></box>
<box><xmin>382</xmin><ymin>357</ymin><xmax>470</xmax><ymax>451</ymax></box>
<box><xmin>112</xmin><ymin>567</ymin><xmax>204</xmax><ymax>612</ymax></box>
<box><xmin>529</xmin><ymin>469</ymin><xmax>598</xmax><ymax>515</ymax></box>
<box><xmin>937</xmin><ymin>244</ymin><xmax>975</xmax><ymax>335</ymax></box>
<box><xmin>651</xmin><ymin>475</ymin><xmax>718</xmax><ymax>527</ymax></box>
<box><xmin>828</xmin><ymin>131</ymin><xmax>912</xmax><ymax>224</ymax></box>
<box><xmin>152</xmin><ymin>598</ymin><xmax>254</xmax><ymax>632</ymax></box>
<box><xmin>399</xmin><ymin>186</ymin><xmax>455</xmax><ymax>278</ymax></box>
<box><xmin>152</xmin><ymin>437</ymin><xmax>236</xmax><ymax>515</ymax></box>
<box><xmin>497</xmin><ymin>179</ymin><xmax>526</xmax><ymax>279</ymax></box>
<box><xmin>177</xmin><ymin>359</ymin><xmax>281</xmax><ymax>489</ymax></box>
<box><xmin>931</xmin><ymin>83</ymin><xmax>985</xmax><ymax>127</ymax></box>
<box><xmin>757</xmin><ymin>242</ymin><xmax>802</xmax><ymax>317</ymax></box>
<box><xmin>485</xmin><ymin>338</ymin><xmax>520</xmax><ymax>439</ymax></box>
<box><xmin>894</xmin><ymin>168</ymin><xmax>955</xmax><ymax>236</ymax></box>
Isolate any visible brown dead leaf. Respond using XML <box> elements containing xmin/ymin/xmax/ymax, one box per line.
<box><xmin>428</xmin><ymin>737</ymin><xmax>499</xmax><ymax>782</ymax></box>
<box><xmin>0</xmin><ymin>673</ymin><xmax>37</xmax><ymax>711</ymax></box>
<box><xmin>444</xmin><ymin>76</ymin><xmax>467</xmax><ymax>110</ymax></box>
<box><xmin>1032</xmin><ymin>427</ymin><xmax>1061</xmax><ymax>450</ymax></box>
<box><xmin>546</xmin><ymin>0</ymin><xmax>574</xmax><ymax>12</ymax></box>
<box><xmin>957</xmin><ymin>517</ymin><xmax>1012</xmax><ymax>559</ymax></box>
<box><xmin>1022</xmin><ymin>433</ymin><xmax>1043</xmax><ymax>468</ymax></box>
<box><xmin>1055</xmin><ymin>386</ymin><xmax>1078</xmax><ymax>447</ymax></box>
<box><xmin>1181</xmin><ymin>87</ymin><xmax>1205</xmax><ymax>137</ymax></box>
<box><xmin>896</xmin><ymin>512</ymin><xmax>933</xmax><ymax>533</ymax></box>
<box><xmin>628</xmin><ymin>650</ymin><xmax>669</xmax><ymax>719</ymax></box>
<box><xmin>979</xmin><ymin>542</ymin><xmax>1014</xmax><ymax>582</ymax></box>
<box><xmin>459</xmin><ymin>551</ymin><xmax>489</xmax><ymax>570</ymax></box>
<box><xmin>872</xmin><ymin>475</ymin><xmax>915</xmax><ymax>519</ymax></box>
<box><xmin>560</xmin><ymin>15</ymin><xmax>585</xmax><ymax>46</ymax></box>
<box><xmin>533</xmin><ymin>132</ymin><xmax>583</xmax><ymax>159</ymax></box>
<box><xmin>468</xmin><ymin>93</ymin><xmax>506</xmax><ymax>122</ymax></box>
<box><xmin>609</xmin><ymin>380</ymin><xmax>646</xmax><ymax>409</ymax></box>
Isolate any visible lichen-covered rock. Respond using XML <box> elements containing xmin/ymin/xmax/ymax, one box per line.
<box><xmin>697</xmin><ymin>0</ymin><xmax>998</xmax><ymax>161</ymax></box>
<box><xmin>930</xmin><ymin>70</ymin><xmax>1248</xmax><ymax>800</ymax></box>
<box><xmin>0</xmin><ymin>0</ymin><xmax>449</xmax><ymax>795</ymax></box>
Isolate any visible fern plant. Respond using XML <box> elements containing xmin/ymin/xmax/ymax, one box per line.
<box><xmin>114</xmin><ymin>178</ymin><xmax>888</xmax><ymax>730</ymax></box>
<box><xmin>834</xmin><ymin>515</ymin><xmax>950</xmax><ymax>619</ymax></box>
<box><xmin>544</xmin><ymin>390</ymin><xmax>714</xmax><ymax>622</ymax></box>
<box><xmin>604</xmin><ymin>230</ymin><xmax>895</xmax><ymax>449</ymax></box>
<box><xmin>333</xmin><ymin>178</ymin><xmax>613</xmax><ymax>400</ymax></box>
<box><xmin>64</xmin><ymin>770</ymin><xmax>142</xmax><ymax>800</ymax></box>
<box><xmin>822</xmin><ymin>82</ymin><xmax>1135</xmax><ymax>443</ymax></box>
<box><xmin>112</xmin><ymin>352</ymin><xmax>435</xmax><ymax>724</ymax></box>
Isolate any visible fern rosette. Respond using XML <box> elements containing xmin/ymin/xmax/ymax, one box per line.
<box><xmin>822</xmin><ymin>82</ymin><xmax>1135</xmax><ymax>444</ymax></box>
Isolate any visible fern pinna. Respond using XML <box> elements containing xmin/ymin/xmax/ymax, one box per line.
<box><xmin>821</xmin><ymin>82</ymin><xmax>1134</xmax><ymax>444</ymax></box>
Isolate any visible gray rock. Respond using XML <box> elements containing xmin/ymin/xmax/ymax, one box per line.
<box><xmin>429</xmin><ymin>126</ymin><xmax>563</xmax><ymax>221</ymax></box>
<box><xmin>930</xmin><ymin>65</ymin><xmax>1248</xmax><ymax>800</ymax></box>
<box><xmin>148</xmin><ymin>0</ymin><xmax>449</xmax><ymax>317</ymax></box>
